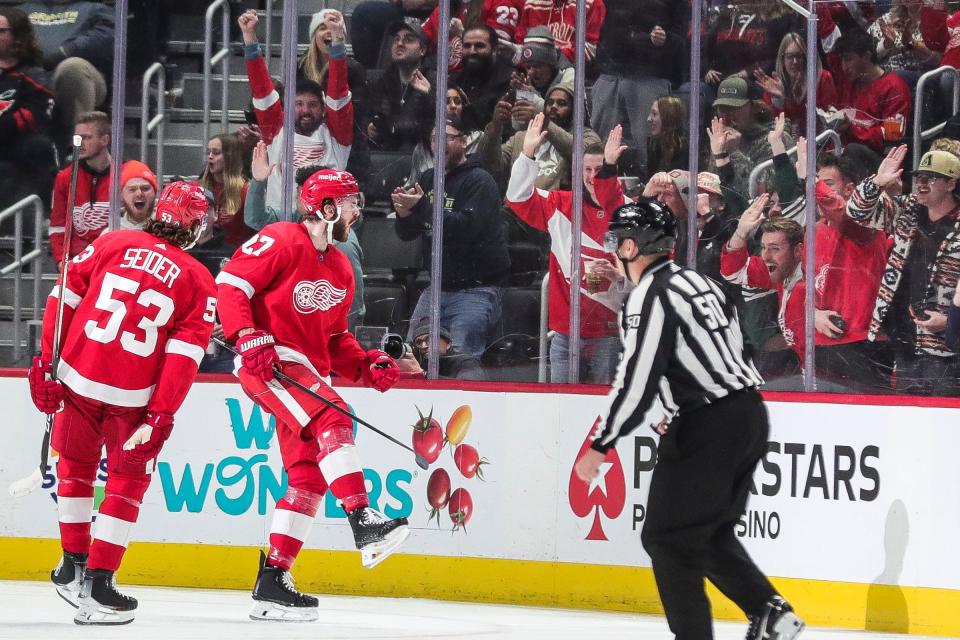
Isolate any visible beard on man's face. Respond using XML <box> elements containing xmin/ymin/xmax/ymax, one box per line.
<box><xmin>462</xmin><ymin>53</ymin><xmax>492</xmax><ymax>75</ymax></box>
<box><xmin>332</xmin><ymin>215</ymin><xmax>352</xmax><ymax>242</ymax></box>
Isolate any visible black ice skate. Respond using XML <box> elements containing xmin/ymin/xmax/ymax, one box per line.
<box><xmin>745</xmin><ymin>596</ymin><xmax>805</xmax><ymax>640</ymax></box>
<box><xmin>250</xmin><ymin>552</ymin><xmax>319</xmax><ymax>622</ymax></box>
<box><xmin>347</xmin><ymin>506</ymin><xmax>409</xmax><ymax>569</ymax></box>
<box><xmin>74</xmin><ymin>568</ymin><xmax>137</xmax><ymax>625</ymax></box>
<box><xmin>51</xmin><ymin>550</ymin><xmax>86</xmax><ymax>608</ymax></box>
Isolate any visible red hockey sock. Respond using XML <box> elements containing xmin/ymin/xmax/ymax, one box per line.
<box><xmin>317</xmin><ymin>426</ymin><xmax>368</xmax><ymax>513</ymax></box>
<box><xmin>56</xmin><ymin>457</ymin><xmax>98</xmax><ymax>555</ymax></box>
<box><xmin>267</xmin><ymin>481</ymin><xmax>323</xmax><ymax>571</ymax></box>
<box><xmin>87</xmin><ymin>473</ymin><xmax>150</xmax><ymax>572</ymax></box>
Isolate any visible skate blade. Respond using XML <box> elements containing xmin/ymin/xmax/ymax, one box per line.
<box><xmin>771</xmin><ymin>613</ymin><xmax>805</xmax><ymax>640</ymax></box>
<box><xmin>73</xmin><ymin>602</ymin><xmax>135</xmax><ymax>625</ymax></box>
<box><xmin>55</xmin><ymin>584</ymin><xmax>81</xmax><ymax>609</ymax></box>
<box><xmin>249</xmin><ymin>599</ymin><xmax>319</xmax><ymax>622</ymax></box>
<box><xmin>360</xmin><ymin>524</ymin><xmax>410</xmax><ymax>569</ymax></box>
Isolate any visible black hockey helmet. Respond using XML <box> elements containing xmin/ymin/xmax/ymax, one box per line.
<box><xmin>604</xmin><ymin>199</ymin><xmax>677</xmax><ymax>256</ymax></box>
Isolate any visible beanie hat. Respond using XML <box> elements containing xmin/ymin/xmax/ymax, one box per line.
<box><xmin>413</xmin><ymin>320</ymin><xmax>453</xmax><ymax>343</ymax></box>
<box><xmin>308</xmin><ymin>9</ymin><xmax>339</xmax><ymax>39</ymax></box>
<box><xmin>120</xmin><ymin>160</ymin><xmax>158</xmax><ymax>192</ymax></box>
<box><xmin>523</xmin><ymin>26</ymin><xmax>555</xmax><ymax>48</ymax></box>
<box><xmin>520</xmin><ymin>26</ymin><xmax>559</xmax><ymax>68</ymax></box>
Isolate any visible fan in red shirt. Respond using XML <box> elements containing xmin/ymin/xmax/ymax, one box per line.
<box><xmin>422</xmin><ymin>0</ymin><xmax>524</xmax><ymax>48</ymax></box>
<box><xmin>515</xmin><ymin>0</ymin><xmax>606</xmax><ymax>64</ymax></box>
<box><xmin>830</xmin><ymin>28</ymin><xmax>911</xmax><ymax>154</ymax></box>
<box><xmin>49</xmin><ymin>111</ymin><xmax>112</xmax><ymax>263</ymax></box>
<box><xmin>504</xmin><ymin>116</ymin><xmax>631</xmax><ymax>384</ymax></box>
<box><xmin>27</xmin><ymin>181</ymin><xmax>218</xmax><ymax>625</ymax></box>
<box><xmin>215</xmin><ymin>169</ymin><xmax>405</xmax><ymax>622</ymax></box>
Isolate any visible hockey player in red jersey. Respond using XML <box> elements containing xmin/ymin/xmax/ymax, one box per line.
<box><xmin>27</xmin><ymin>181</ymin><xmax>217</xmax><ymax>625</ymax></box>
<box><xmin>215</xmin><ymin>169</ymin><xmax>406</xmax><ymax>622</ymax></box>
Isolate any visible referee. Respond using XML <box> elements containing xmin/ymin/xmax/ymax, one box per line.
<box><xmin>575</xmin><ymin>201</ymin><xmax>804</xmax><ymax>640</ymax></box>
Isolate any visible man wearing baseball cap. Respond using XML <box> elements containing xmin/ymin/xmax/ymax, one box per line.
<box><xmin>365</xmin><ymin>20</ymin><xmax>434</xmax><ymax>152</ymax></box>
<box><xmin>847</xmin><ymin>144</ymin><xmax>960</xmax><ymax>395</ymax></box>
<box><xmin>710</xmin><ymin>75</ymin><xmax>794</xmax><ymax>196</ymax></box>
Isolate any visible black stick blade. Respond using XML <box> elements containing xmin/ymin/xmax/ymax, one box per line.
<box><xmin>415</xmin><ymin>454</ymin><xmax>430</xmax><ymax>470</ymax></box>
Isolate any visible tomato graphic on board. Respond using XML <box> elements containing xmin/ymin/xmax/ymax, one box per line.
<box><xmin>411</xmin><ymin>406</ymin><xmax>444</xmax><ymax>464</ymax></box>
<box><xmin>426</xmin><ymin>468</ymin><xmax>451</xmax><ymax>526</ymax></box>
<box><xmin>453</xmin><ymin>443</ymin><xmax>488</xmax><ymax>480</ymax></box>
<box><xmin>416</xmin><ymin>404</ymin><xmax>489</xmax><ymax>534</ymax></box>
<box><xmin>448</xmin><ymin>487</ymin><xmax>473</xmax><ymax>531</ymax></box>
<box><xmin>444</xmin><ymin>405</ymin><xmax>472</xmax><ymax>445</ymax></box>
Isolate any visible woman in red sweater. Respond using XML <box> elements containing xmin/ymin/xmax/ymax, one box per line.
<box><xmin>755</xmin><ymin>32</ymin><xmax>837</xmax><ymax>139</ymax></box>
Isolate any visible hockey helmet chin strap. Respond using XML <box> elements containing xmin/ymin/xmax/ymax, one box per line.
<box><xmin>321</xmin><ymin>199</ymin><xmax>343</xmax><ymax>244</ymax></box>
<box><xmin>181</xmin><ymin>218</ymin><xmax>207</xmax><ymax>251</ymax></box>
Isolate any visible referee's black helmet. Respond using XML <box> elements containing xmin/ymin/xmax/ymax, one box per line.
<box><xmin>604</xmin><ymin>199</ymin><xmax>677</xmax><ymax>256</ymax></box>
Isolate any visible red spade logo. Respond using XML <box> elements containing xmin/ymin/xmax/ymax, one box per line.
<box><xmin>568</xmin><ymin>416</ymin><xmax>626</xmax><ymax>540</ymax></box>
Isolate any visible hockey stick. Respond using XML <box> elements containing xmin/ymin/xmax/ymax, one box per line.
<box><xmin>213</xmin><ymin>337</ymin><xmax>429</xmax><ymax>470</ymax></box>
<box><xmin>9</xmin><ymin>135</ymin><xmax>83</xmax><ymax>498</ymax></box>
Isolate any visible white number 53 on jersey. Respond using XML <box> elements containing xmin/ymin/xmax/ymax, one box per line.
<box><xmin>84</xmin><ymin>272</ymin><xmax>216</xmax><ymax>357</ymax></box>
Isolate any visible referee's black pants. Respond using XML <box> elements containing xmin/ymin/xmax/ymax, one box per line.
<box><xmin>640</xmin><ymin>388</ymin><xmax>778</xmax><ymax>640</ymax></box>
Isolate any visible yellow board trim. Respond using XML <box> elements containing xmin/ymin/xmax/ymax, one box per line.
<box><xmin>3</xmin><ymin>537</ymin><xmax>957</xmax><ymax>637</ymax></box>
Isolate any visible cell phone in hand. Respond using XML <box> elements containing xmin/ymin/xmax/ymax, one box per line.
<box><xmin>828</xmin><ymin>314</ymin><xmax>847</xmax><ymax>335</ymax></box>
<box><xmin>911</xmin><ymin>302</ymin><xmax>930</xmax><ymax>321</ymax></box>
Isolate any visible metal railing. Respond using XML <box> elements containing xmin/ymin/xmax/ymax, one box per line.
<box><xmin>0</xmin><ymin>196</ymin><xmax>45</xmax><ymax>362</ymax></box>
<box><xmin>140</xmin><ymin>62</ymin><xmax>167</xmax><ymax>181</ymax></box>
<box><xmin>913</xmin><ymin>65</ymin><xmax>960</xmax><ymax>170</ymax></box>
<box><xmin>202</xmin><ymin>0</ymin><xmax>231</xmax><ymax>149</ymax></box>
<box><xmin>264</xmin><ymin>0</ymin><xmax>274</xmax><ymax>70</ymax></box>
<box><xmin>538</xmin><ymin>273</ymin><xmax>549</xmax><ymax>383</ymax></box>
<box><xmin>748</xmin><ymin>129</ymin><xmax>842</xmax><ymax>199</ymax></box>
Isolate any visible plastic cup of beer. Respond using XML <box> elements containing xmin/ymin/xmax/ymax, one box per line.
<box><xmin>883</xmin><ymin>116</ymin><xmax>904</xmax><ymax>141</ymax></box>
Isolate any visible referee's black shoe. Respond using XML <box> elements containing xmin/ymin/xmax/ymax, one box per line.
<box><xmin>745</xmin><ymin>596</ymin><xmax>804</xmax><ymax>639</ymax></box>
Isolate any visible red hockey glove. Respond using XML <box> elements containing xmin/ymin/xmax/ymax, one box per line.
<box><xmin>237</xmin><ymin>330</ymin><xmax>280</xmax><ymax>382</ymax></box>
<box><xmin>28</xmin><ymin>356</ymin><xmax>64</xmax><ymax>414</ymax></box>
<box><xmin>122</xmin><ymin>411</ymin><xmax>174</xmax><ymax>465</ymax></box>
<box><xmin>362</xmin><ymin>349</ymin><xmax>400</xmax><ymax>392</ymax></box>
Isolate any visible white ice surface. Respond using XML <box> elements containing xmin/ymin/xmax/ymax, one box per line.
<box><xmin>0</xmin><ymin>580</ymin><xmax>946</xmax><ymax>640</ymax></box>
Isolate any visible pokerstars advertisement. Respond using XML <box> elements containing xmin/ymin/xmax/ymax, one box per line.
<box><xmin>559</xmin><ymin>397</ymin><xmax>960</xmax><ymax>592</ymax></box>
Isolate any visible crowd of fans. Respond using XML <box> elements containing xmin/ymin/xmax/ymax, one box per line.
<box><xmin>6</xmin><ymin>0</ymin><xmax>960</xmax><ymax>393</ymax></box>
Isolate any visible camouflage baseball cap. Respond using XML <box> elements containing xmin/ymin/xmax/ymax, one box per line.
<box><xmin>914</xmin><ymin>150</ymin><xmax>960</xmax><ymax>179</ymax></box>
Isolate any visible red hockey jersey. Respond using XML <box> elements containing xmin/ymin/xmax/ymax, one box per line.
<box><xmin>515</xmin><ymin>0</ymin><xmax>606</xmax><ymax>63</ymax></box>
<box><xmin>42</xmin><ymin>230</ymin><xmax>217</xmax><ymax>413</ymax></box>
<box><xmin>215</xmin><ymin>222</ymin><xmax>368</xmax><ymax>381</ymax></box>
<box><xmin>49</xmin><ymin>161</ymin><xmax>112</xmax><ymax>263</ymax></box>
<box><xmin>505</xmin><ymin>155</ymin><xmax>630</xmax><ymax>338</ymax></box>
<box><xmin>422</xmin><ymin>0</ymin><xmax>524</xmax><ymax>45</ymax></box>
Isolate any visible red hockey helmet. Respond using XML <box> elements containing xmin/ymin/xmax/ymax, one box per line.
<box><xmin>300</xmin><ymin>169</ymin><xmax>362</xmax><ymax>217</ymax></box>
<box><xmin>153</xmin><ymin>181</ymin><xmax>211</xmax><ymax>248</ymax></box>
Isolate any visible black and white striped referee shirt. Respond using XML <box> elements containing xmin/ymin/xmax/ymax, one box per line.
<box><xmin>591</xmin><ymin>256</ymin><xmax>764</xmax><ymax>453</ymax></box>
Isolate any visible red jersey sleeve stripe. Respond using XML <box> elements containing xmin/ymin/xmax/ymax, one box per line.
<box><xmin>215</xmin><ymin>271</ymin><xmax>255</xmax><ymax>298</ymax></box>
<box><xmin>50</xmin><ymin>284</ymin><xmax>82</xmax><ymax>309</ymax></box>
<box><xmin>324</xmin><ymin>93</ymin><xmax>351</xmax><ymax>111</ymax></box>
<box><xmin>165</xmin><ymin>338</ymin><xmax>206</xmax><ymax>366</ymax></box>
<box><xmin>252</xmin><ymin>91</ymin><xmax>280</xmax><ymax>111</ymax></box>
